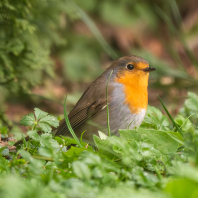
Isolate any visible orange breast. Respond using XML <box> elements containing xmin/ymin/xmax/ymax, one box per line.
<box><xmin>115</xmin><ymin>70</ymin><xmax>149</xmax><ymax>114</ymax></box>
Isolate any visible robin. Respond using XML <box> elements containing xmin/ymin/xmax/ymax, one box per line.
<box><xmin>55</xmin><ymin>55</ymin><xmax>156</xmax><ymax>142</ymax></box>
<box><xmin>14</xmin><ymin>55</ymin><xmax>156</xmax><ymax>146</ymax></box>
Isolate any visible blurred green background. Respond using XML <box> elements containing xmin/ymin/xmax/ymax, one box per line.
<box><xmin>0</xmin><ymin>0</ymin><xmax>198</xmax><ymax>135</ymax></box>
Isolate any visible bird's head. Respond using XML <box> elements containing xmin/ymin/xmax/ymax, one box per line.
<box><xmin>107</xmin><ymin>55</ymin><xmax>156</xmax><ymax>113</ymax></box>
<box><xmin>110</xmin><ymin>55</ymin><xmax>156</xmax><ymax>87</ymax></box>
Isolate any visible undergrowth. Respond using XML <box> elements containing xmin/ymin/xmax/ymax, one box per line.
<box><xmin>1</xmin><ymin>92</ymin><xmax>198</xmax><ymax>198</ymax></box>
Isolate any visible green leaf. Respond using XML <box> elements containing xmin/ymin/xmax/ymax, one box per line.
<box><xmin>141</xmin><ymin>106</ymin><xmax>169</xmax><ymax>130</ymax></box>
<box><xmin>48</xmin><ymin>139</ymin><xmax>60</xmax><ymax>149</ymax></box>
<box><xmin>60</xmin><ymin>136</ymin><xmax>93</xmax><ymax>151</ymax></box>
<box><xmin>185</xmin><ymin>92</ymin><xmax>198</xmax><ymax>110</ymax></box>
<box><xmin>20</xmin><ymin>112</ymin><xmax>35</xmax><ymax>126</ymax></box>
<box><xmin>120</xmin><ymin>128</ymin><xmax>179</xmax><ymax>162</ymax></box>
<box><xmin>165</xmin><ymin>179</ymin><xmax>198</xmax><ymax>198</ymax></box>
<box><xmin>1</xmin><ymin>147</ymin><xmax>9</xmax><ymax>156</ymax></box>
<box><xmin>98</xmin><ymin>131</ymin><xmax>107</xmax><ymax>140</ymax></box>
<box><xmin>0</xmin><ymin>155</ymin><xmax>9</xmax><ymax>172</ymax></box>
<box><xmin>38</xmin><ymin>122</ymin><xmax>52</xmax><ymax>133</ymax></box>
<box><xmin>174</xmin><ymin>115</ymin><xmax>194</xmax><ymax>134</ymax></box>
<box><xmin>64</xmin><ymin>146</ymin><xmax>86</xmax><ymax>157</ymax></box>
<box><xmin>39</xmin><ymin>115</ymin><xmax>59</xmax><ymax>128</ymax></box>
<box><xmin>20</xmin><ymin>108</ymin><xmax>59</xmax><ymax>132</ymax></box>
<box><xmin>18</xmin><ymin>149</ymin><xmax>33</xmax><ymax>161</ymax></box>
<box><xmin>0</xmin><ymin>126</ymin><xmax>8</xmax><ymax>134</ymax></box>
<box><xmin>166</xmin><ymin>131</ymin><xmax>184</xmax><ymax>145</ymax></box>
<box><xmin>39</xmin><ymin>115</ymin><xmax>59</xmax><ymax>133</ymax></box>
<box><xmin>34</xmin><ymin>108</ymin><xmax>48</xmax><ymax>120</ymax></box>
<box><xmin>54</xmin><ymin>136</ymin><xmax>64</xmax><ymax>145</ymax></box>
<box><xmin>19</xmin><ymin>150</ymin><xmax>45</xmax><ymax>174</ymax></box>
<box><xmin>72</xmin><ymin>161</ymin><xmax>91</xmax><ymax>180</ymax></box>
<box><xmin>38</xmin><ymin>147</ymin><xmax>53</xmax><ymax>158</ymax></box>
<box><xmin>27</xmin><ymin>130</ymin><xmax>40</xmax><ymax>141</ymax></box>
<box><xmin>39</xmin><ymin>134</ymin><xmax>59</xmax><ymax>149</ymax></box>
<box><xmin>40</xmin><ymin>133</ymin><xmax>52</xmax><ymax>140</ymax></box>
<box><xmin>93</xmin><ymin>135</ymin><xmax>120</xmax><ymax>160</ymax></box>
<box><xmin>180</xmin><ymin>92</ymin><xmax>198</xmax><ymax>123</ymax></box>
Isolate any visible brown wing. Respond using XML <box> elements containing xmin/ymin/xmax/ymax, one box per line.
<box><xmin>55</xmin><ymin>68</ymin><xmax>115</xmax><ymax>137</ymax></box>
<box><xmin>55</xmin><ymin>100</ymin><xmax>107</xmax><ymax>137</ymax></box>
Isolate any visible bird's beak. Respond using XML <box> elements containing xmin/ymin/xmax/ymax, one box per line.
<box><xmin>142</xmin><ymin>67</ymin><xmax>156</xmax><ymax>72</ymax></box>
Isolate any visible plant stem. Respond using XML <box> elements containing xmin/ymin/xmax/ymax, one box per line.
<box><xmin>64</xmin><ymin>96</ymin><xmax>83</xmax><ymax>148</ymax></box>
<box><xmin>106</xmin><ymin>70</ymin><xmax>113</xmax><ymax>137</ymax></box>
<box><xmin>157</xmin><ymin>95</ymin><xmax>183</xmax><ymax>136</ymax></box>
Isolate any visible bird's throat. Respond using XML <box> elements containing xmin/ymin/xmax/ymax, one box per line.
<box><xmin>115</xmin><ymin>71</ymin><xmax>149</xmax><ymax>113</ymax></box>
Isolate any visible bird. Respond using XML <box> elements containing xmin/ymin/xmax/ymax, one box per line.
<box><xmin>54</xmin><ymin>55</ymin><xmax>156</xmax><ymax>142</ymax></box>
<box><xmin>14</xmin><ymin>55</ymin><xmax>156</xmax><ymax>146</ymax></box>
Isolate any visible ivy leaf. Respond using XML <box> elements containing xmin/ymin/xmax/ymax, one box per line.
<box><xmin>34</xmin><ymin>108</ymin><xmax>48</xmax><ymax>120</ymax></box>
<box><xmin>20</xmin><ymin>113</ymin><xmax>35</xmax><ymax>126</ymax></box>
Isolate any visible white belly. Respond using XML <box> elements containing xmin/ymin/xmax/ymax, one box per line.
<box><xmin>109</xmin><ymin>82</ymin><xmax>146</xmax><ymax>135</ymax></box>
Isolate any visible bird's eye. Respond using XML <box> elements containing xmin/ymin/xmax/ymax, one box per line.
<box><xmin>127</xmin><ymin>64</ymin><xmax>134</xmax><ymax>70</ymax></box>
